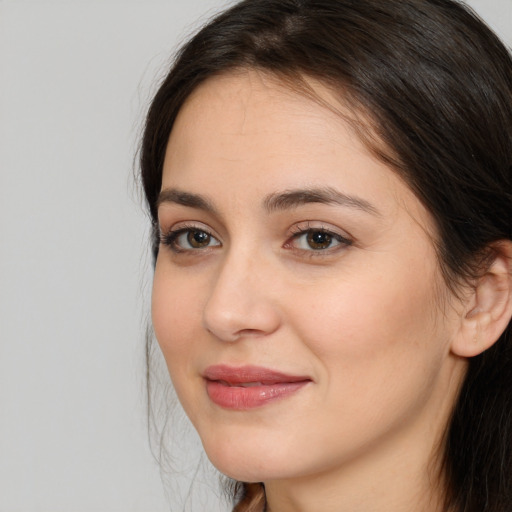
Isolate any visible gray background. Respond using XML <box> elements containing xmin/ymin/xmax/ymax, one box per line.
<box><xmin>1</xmin><ymin>1</ymin><xmax>510</xmax><ymax>511</ymax></box>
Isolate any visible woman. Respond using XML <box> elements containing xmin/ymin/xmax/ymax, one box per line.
<box><xmin>140</xmin><ymin>0</ymin><xmax>512</xmax><ymax>511</ymax></box>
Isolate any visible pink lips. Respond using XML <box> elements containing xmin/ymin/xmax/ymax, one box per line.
<box><xmin>203</xmin><ymin>365</ymin><xmax>311</xmax><ymax>410</ymax></box>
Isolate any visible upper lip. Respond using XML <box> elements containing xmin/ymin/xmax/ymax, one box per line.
<box><xmin>203</xmin><ymin>365</ymin><xmax>311</xmax><ymax>385</ymax></box>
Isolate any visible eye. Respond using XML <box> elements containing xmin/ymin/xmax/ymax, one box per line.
<box><xmin>303</xmin><ymin>230</ymin><xmax>336</xmax><ymax>250</ymax></box>
<box><xmin>287</xmin><ymin>227</ymin><xmax>352</xmax><ymax>253</ymax></box>
<box><xmin>160</xmin><ymin>226</ymin><xmax>221</xmax><ymax>252</ymax></box>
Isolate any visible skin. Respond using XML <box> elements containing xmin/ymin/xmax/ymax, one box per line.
<box><xmin>152</xmin><ymin>70</ymin><xmax>470</xmax><ymax>512</ymax></box>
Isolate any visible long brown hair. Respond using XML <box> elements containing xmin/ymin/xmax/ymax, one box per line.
<box><xmin>140</xmin><ymin>1</ymin><xmax>512</xmax><ymax>510</ymax></box>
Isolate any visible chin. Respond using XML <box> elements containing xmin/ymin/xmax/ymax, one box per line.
<box><xmin>200</xmin><ymin>432</ymin><xmax>294</xmax><ymax>483</ymax></box>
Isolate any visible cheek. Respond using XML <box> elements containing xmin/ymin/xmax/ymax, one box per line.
<box><xmin>292</xmin><ymin>259</ymin><xmax>448</xmax><ymax>401</ymax></box>
<box><xmin>310</xmin><ymin>280</ymin><xmax>437</xmax><ymax>355</ymax></box>
<box><xmin>151</xmin><ymin>267</ymin><xmax>210</xmax><ymax>428</ymax></box>
<box><xmin>275</xmin><ymin>272</ymin><xmax>450</xmax><ymax>466</ymax></box>
<box><xmin>151</xmin><ymin>264</ymin><xmax>203</xmax><ymax>379</ymax></box>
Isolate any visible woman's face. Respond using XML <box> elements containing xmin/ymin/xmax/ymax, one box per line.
<box><xmin>152</xmin><ymin>71</ymin><xmax>466</xmax><ymax>484</ymax></box>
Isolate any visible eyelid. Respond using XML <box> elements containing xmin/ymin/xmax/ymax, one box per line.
<box><xmin>159</xmin><ymin>222</ymin><xmax>221</xmax><ymax>253</ymax></box>
<box><xmin>158</xmin><ymin>220</ymin><xmax>353</xmax><ymax>257</ymax></box>
<box><xmin>284</xmin><ymin>221</ymin><xmax>354</xmax><ymax>254</ymax></box>
<box><xmin>288</xmin><ymin>221</ymin><xmax>353</xmax><ymax>241</ymax></box>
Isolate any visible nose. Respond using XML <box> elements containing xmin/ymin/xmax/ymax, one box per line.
<box><xmin>202</xmin><ymin>250</ymin><xmax>281</xmax><ymax>342</ymax></box>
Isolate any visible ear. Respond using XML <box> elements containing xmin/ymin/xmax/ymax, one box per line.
<box><xmin>451</xmin><ymin>241</ymin><xmax>512</xmax><ymax>358</ymax></box>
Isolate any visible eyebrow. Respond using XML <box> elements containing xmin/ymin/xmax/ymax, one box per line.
<box><xmin>157</xmin><ymin>186</ymin><xmax>380</xmax><ymax>216</ymax></box>
<box><xmin>263</xmin><ymin>187</ymin><xmax>380</xmax><ymax>215</ymax></box>
<box><xmin>157</xmin><ymin>188</ymin><xmax>218</xmax><ymax>214</ymax></box>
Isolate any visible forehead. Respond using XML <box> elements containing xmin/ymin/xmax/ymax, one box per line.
<box><xmin>162</xmin><ymin>69</ymin><xmax>433</xmax><ymax>233</ymax></box>
<box><xmin>165</xmin><ymin>70</ymin><xmax>374</xmax><ymax>181</ymax></box>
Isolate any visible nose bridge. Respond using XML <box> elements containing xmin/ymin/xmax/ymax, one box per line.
<box><xmin>202</xmin><ymin>242</ymin><xmax>280</xmax><ymax>342</ymax></box>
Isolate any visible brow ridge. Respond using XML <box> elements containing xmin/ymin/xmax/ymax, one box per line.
<box><xmin>157</xmin><ymin>186</ymin><xmax>379</xmax><ymax>217</ymax></box>
<box><xmin>263</xmin><ymin>187</ymin><xmax>379</xmax><ymax>215</ymax></box>
<box><xmin>157</xmin><ymin>188</ymin><xmax>217</xmax><ymax>214</ymax></box>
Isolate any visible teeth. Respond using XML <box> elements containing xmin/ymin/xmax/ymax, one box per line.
<box><xmin>215</xmin><ymin>380</ymin><xmax>273</xmax><ymax>387</ymax></box>
<box><xmin>238</xmin><ymin>381</ymin><xmax>263</xmax><ymax>387</ymax></box>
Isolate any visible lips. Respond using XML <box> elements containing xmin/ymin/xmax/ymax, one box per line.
<box><xmin>203</xmin><ymin>365</ymin><xmax>311</xmax><ymax>410</ymax></box>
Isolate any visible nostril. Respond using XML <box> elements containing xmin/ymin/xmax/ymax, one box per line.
<box><xmin>233</xmin><ymin>328</ymin><xmax>269</xmax><ymax>340</ymax></box>
<box><xmin>203</xmin><ymin>302</ymin><xmax>281</xmax><ymax>342</ymax></box>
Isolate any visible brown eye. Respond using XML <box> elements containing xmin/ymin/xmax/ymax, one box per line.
<box><xmin>161</xmin><ymin>227</ymin><xmax>221</xmax><ymax>252</ymax></box>
<box><xmin>187</xmin><ymin>230</ymin><xmax>211</xmax><ymax>248</ymax></box>
<box><xmin>288</xmin><ymin>227</ymin><xmax>352</xmax><ymax>254</ymax></box>
<box><xmin>306</xmin><ymin>231</ymin><xmax>333</xmax><ymax>250</ymax></box>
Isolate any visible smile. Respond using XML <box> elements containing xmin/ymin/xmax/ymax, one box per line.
<box><xmin>203</xmin><ymin>365</ymin><xmax>312</xmax><ymax>410</ymax></box>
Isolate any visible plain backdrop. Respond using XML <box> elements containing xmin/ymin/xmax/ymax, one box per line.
<box><xmin>0</xmin><ymin>1</ymin><xmax>510</xmax><ymax>511</ymax></box>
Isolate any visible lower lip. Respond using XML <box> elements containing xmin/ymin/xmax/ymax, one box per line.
<box><xmin>205</xmin><ymin>380</ymin><xmax>309</xmax><ymax>410</ymax></box>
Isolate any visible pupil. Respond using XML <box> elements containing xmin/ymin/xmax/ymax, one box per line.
<box><xmin>308</xmin><ymin>231</ymin><xmax>332</xmax><ymax>249</ymax></box>
<box><xmin>188</xmin><ymin>230</ymin><xmax>210</xmax><ymax>248</ymax></box>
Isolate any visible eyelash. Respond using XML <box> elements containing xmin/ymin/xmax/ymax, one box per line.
<box><xmin>159</xmin><ymin>224</ymin><xmax>221</xmax><ymax>254</ymax></box>
<box><xmin>286</xmin><ymin>223</ymin><xmax>353</xmax><ymax>256</ymax></box>
<box><xmin>159</xmin><ymin>223</ymin><xmax>353</xmax><ymax>256</ymax></box>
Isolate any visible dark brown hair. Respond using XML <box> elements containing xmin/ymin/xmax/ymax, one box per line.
<box><xmin>140</xmin><ymin>1</ymin><xmax>512</xmax><ymax>510</ymax></box>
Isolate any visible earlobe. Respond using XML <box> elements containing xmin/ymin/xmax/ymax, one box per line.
<box><xmin>451</xmin><ymin>241</ymin><xmax>512</xmax><ymax>358</ymax></box>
